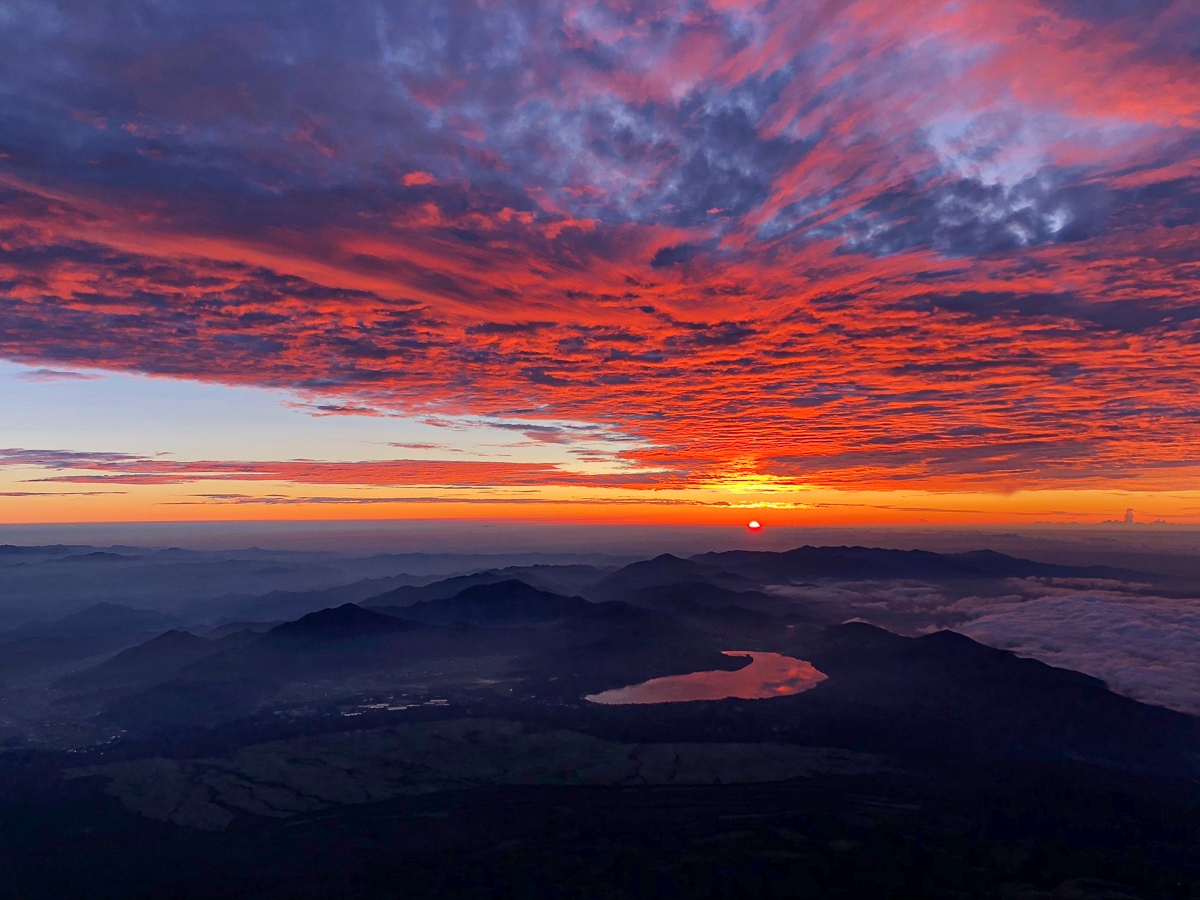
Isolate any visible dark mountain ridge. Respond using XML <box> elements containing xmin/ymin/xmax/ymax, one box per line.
<box><xmin>623</xmin><ymin>580</ymin><xmax>838</xmax><ymax>625</ymax></box>
<box><xmin>365</xmin><ymin>571</ymin><xmax>526</xmax><ymax>608</ymax></box>
<box><xmin>54</xmin><ymin>630</ymin><xmax>223</xmax><ymax>692</ymax></box>
<box><xmin>582</xmin><ymin>553</ymin><xmax>752</xmax><ymax>601</ymax></box>
<box><xmin>690</xmin><ymin>545</ymin><xmax>1147</xmax><ymax>582</ymax></box>
<box><xmin>200</xmin><ymin>574</ymin><xmax>427</xmax><ymax>625</ymax></box>
<box><xmin>376</xmin><ymin>580</ymin><xmax>594</xmax><ymax>627</ymax></box>
<box><xmin>263</xmin><ymin>603</ymin><xmax>423</xmax><ymax>643</ymax></box>
<box><xmin>566</xmin><ymin>621</ymin><xmax>1200</xmax><ymax>780</ymax></box>
<box><xmin>0</xmin><ymin>603</ymin><xmax>186</xmax><ymax>677</ymax></box>
<box><xmin>63</xmin><ymin>586</ymin><xmax>1200</xmax><ymax>786</ymax></box>
<box><xmin>8</xmin><ymin>602</ymin><xmax>182</xmax><ymax>637</ymax></box>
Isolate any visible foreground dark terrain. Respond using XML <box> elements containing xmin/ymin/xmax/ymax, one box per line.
<box><xmin>0</xmin><ymin>543</ymin><xmax>1197</xmax><ymax>899</ymax></box>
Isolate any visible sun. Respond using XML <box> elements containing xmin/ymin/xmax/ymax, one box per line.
<box><xmin>747</xmin><ymin>520</ymin><xmax>762</xmax><ymax>530</ymax></box>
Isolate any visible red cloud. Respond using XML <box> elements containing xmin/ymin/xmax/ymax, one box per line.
<box><xmin>1</xmin><ymin>0</ymin><xmax>1199</xmax><ymax>504</ymax></box>
<box><xmin>3</xmin><ymin>449</ymin><xmax>671</xmax><ymax>489</ymax></box>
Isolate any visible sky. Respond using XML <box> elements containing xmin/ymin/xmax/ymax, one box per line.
<box><xmin>2</xmin><ymin>0</ymin><xmax>1200</xmax><ymax>526</ymax></box>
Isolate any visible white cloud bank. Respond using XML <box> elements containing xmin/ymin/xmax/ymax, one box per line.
<box><xmin>952</xmin><ymin>590</ymin><xmax>1200</xmax><ymax>715</ymax></box>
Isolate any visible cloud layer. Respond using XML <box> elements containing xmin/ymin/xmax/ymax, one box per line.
<box><xmin>2</xmin><ymin>0</ymin><xmax>1200</xmax><ymax>496</ymax></box>
<box><xmin>774</xmin><ymin>574</ymin><xmax>1200</xmax><ymax>715</ymax></box>
<box><xmin>953</xmin><ymin>585</ymin><xmax>1200</xmax><ymax>715</ymax></box>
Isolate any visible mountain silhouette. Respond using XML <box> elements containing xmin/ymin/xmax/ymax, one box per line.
<box><xmin>690</xmin><ymin>545</ymin><xmax>1146</xmax><ymax>582</ymax></box>
<box><xmin>54</xmin><ymin>630</ymin><xmax>223</xmax><ymax>692</ymax></box>
<box><xmin>263</xmin><ymin>603</ymin><xmax>423</xmax><ymax>643</ymax></box>
<box><xmin>379</xmin><ymin>580</ymin><xmax>593</xmax><ymax>626</ymax></box>
<box><xmin>583</xmin><ymin>554</ymin><xmax>750</xmax><ymax>601</ymax></box>
<box><xmin>45</xmin><ymin>602</ymin><xmax>181</xmax><ymax>634</ymax></box>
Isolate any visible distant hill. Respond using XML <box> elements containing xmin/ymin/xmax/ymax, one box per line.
<box><xmin>60</xmin><ymin>551</ymin><xmax>137</xmax><ymax>563</ymax></box>
<box><xmin>98</xmin><ymin>605</ymin><xmax>424</xmax><ymax>728</ymax></box>
<box><xmin>365</xmin><ymin>571</ymin><xmax>524</xmax><ymax>608</ymax></box>
<box><xmin>689</xmin><ymin>545</ymin><xmax>1147</xmax><ymax>582</ymax></box>
<box><xmin>101</xmin><ymin>604</ymin><xmax>524</xmax><ymax>728</ymax></box>
<box><xmin>55</xmin><ymin>630</ymin><xmax>224</xmax><ymax>692</ymax></box>
<box><xmin>40</xmin><ymin>602</ymin><xmax>182</xmax><ymax>635</ymax></box>
<box><xmin>0</xmin><ymin>603</ymin><xmax>185</xmax><ymax>676</ymax></box>
<box><xmin>0</xmin><ymin>544</ymin><xmax>95</xmax><ymax>556</ymax></box>
<box><xmin>802</xmin><ymin>623</ymin><xmax>1198</xmax><ymax>777</ymax></box>
<box><xmin>362</xmin><ymin>563</ymin><xmax>608</xmax><ymax>608</ymax></box>
<box><xmin>205</xmin><ymin>620</ymin><xmax>279</xmax><ymax>639</ymax></box>
<box><xmin>209</xmin><ymin>629</ymin><xmax>262</xmax><ymax>650</ymax></box>
<box><xmin>627</xmin><ymin>598</ymin><xmax>784</xmax><ymax>640</ymax></box>
<box><xmin>591</xmin><ymin>621</ymin><xmax>1200</xmax><ymax>780</ymax></box>
<box><xmin>376</xmin><ymin>580</ymin><xmax>593</xmax><ymax>626</ymax></box>
<box><xmin>482</xmin><ymin>564</ymin><xmax>612</xmax><ymax>596</ymax></box>
<box><xmin>623</xmin><ymin>581</ymin><xmax>837</xmax><ymax>623</ymax></box>
<box><xmin>510</xmin><ymin>600</ymin><xmax>747</xmax><ymax>695</ymax></box>
<box><xmin>201</xmin><ymin>573</ymin><xmax>427</xmax><ymax>624</ymax></box>
<box><xmin>582</xmin><ymin>554</ymin><xmax>750</xmax><ymax>601</ymax></box>
<box><xmin>263</xmin><ymin>603</ymin><xmax>422</xmax><ymax>643</ymax></box>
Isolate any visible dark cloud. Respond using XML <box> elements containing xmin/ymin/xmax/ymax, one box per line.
<box><xmin>843</xmin><ymin>175</ymin><xmax>1113</xmax><ymax>257</ymax></box>
<box><xmin>15</xmin><ymin>368</ymin><xmax>104</xmax><ymax>382</ymax></box>
<box><xmin>650</xmin><ymin>242</ymin><xmax>705</xmax><ymax>268</ymax></box>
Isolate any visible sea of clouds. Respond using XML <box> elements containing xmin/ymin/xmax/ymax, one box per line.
<box><xmin>949</xmin><ymin>583</ymin><xmax>1200</xmax><ymax>716</ymax></box>
<box><xmin>769</xmin><ymin>577</ymin><xmax>1200</xmax><ymax>715</ymax></box>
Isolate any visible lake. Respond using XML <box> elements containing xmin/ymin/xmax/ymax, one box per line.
<box><xmin>584</xmin><ymin>651</ymin><xmax>828</xmax><ymax>705</ymax></box>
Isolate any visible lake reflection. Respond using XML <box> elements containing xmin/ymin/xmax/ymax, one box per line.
<box><xmin>584</xmin><ymin>651</ymin><xmax>828</xmax><ymax>705</ymax></box>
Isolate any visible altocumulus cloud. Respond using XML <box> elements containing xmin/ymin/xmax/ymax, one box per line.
<box><xmin>1</xmin><ymin>0</ymin><xmax>1200</xmax><ymax>493</ymax></box>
